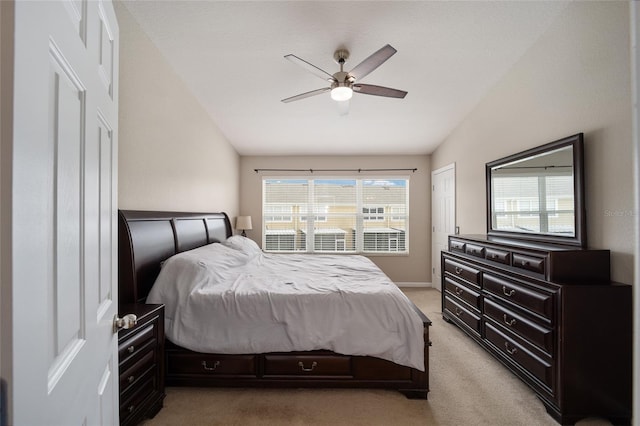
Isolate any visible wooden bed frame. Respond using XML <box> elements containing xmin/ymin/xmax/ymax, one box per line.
<box><xmin>118</xmin><ymin>209</ymin><xmax>430</xmax><ymax>398</ymax></box>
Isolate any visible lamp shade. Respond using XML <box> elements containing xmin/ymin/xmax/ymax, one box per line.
<box><xmin>235</xmin><ymin>216</ymin><xmax>252</xmax><ymax>231</ymax></box>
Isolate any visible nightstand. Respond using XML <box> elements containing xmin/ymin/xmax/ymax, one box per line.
<box><xmin>118</xmin><ymin>304</ymin><xmax>165</xmax><ymax>426</ymax></box>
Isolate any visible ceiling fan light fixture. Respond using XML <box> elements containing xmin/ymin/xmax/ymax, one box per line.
<box><xmin>331</xmin><ymin>86</ymin><xmax>353</xmax><ymax>102</ymax></box>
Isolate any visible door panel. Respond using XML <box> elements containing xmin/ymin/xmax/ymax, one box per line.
<box><xmin>12</xmin><ymin>1</ymin><xmax>119</xmax><ymax>424</ymax></box>
<box><xmin>431</xmin><ymin>164</ymin><xmax>456</xmax><ymax>291</ymax></box>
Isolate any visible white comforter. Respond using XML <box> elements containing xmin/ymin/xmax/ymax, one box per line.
<box><xmin>146</xmin><ymin>236</ymin><xmax>425</xmax><ymax>371</ymax></box>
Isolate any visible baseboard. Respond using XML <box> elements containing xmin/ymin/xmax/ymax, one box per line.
<box><xmin>396</xmin><ymin>282</ymin><xmax>431</xmax><ymax>288</ymax></box>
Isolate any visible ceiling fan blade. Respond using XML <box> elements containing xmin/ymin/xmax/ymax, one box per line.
<box><xmin>281</xmin><ymin>87</ymin><xmax>331</xmax><ymax>103</ymax></box>
<box><xmin>348</xmin><ymin>44</ymin><xmax>397</xmax><ymax>81</ymax></box>
<box><xmin>285</xmin><ymin>54</ymin><xmax>335</xmax><ymax>82</ymax></box>
<box><xmin>353</xmin><ymin>84</ymin><xmax>407</xmax><ymax>99</ymax></box>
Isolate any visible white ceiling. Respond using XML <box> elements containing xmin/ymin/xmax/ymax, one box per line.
<box><xmin>122</xmin><ymin>1</ymin><xmax>569</xmax><ymax>156</ymax></box>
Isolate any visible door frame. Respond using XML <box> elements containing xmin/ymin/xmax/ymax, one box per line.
<box><xmin>431</xmin><ymin>163</ymin><xmax>456</xmax><ymax>292</ymax></box>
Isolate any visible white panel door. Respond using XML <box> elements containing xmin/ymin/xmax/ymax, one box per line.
<box><xmin>431</xmin><ymin>164</ymin><xmax>455</xmax><ymax>292</ymax></box>
<box><xmin>11</xmin><ymin>1</ymin><xmax>119</xmax><ymax>424</ymax></box>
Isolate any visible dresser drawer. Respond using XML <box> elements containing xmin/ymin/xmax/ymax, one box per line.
<box><xmin>444</xmin><ymin>296</ymin><xmax>481</xmax><ymax>334</ymax></box>
<box><xmin>444</xmin><ymin>276</ymin><xmax>481</xmax><ymax>311</ymax></box>
<box><xmin>483</xmin><ymin>274</ymin><xmax>553</xmax><ymax>321</ymax></box>
<box><xmin>484</xmin><ymin>322</ymin><xmax>553</xmax><ymax>389</ymax></box>
<box><xmin>449</xmin><ymin>239</ymin><xmax>466</xmax><ymax>253</ymax></box>
<box><xmin>485</xmin><ymin>247</ymin><xmax>511</xmax><ymax>265</ymax></box>
<box><xmin>119</xmin><ymin>324</ymin><xmax>157</xmax><ymax>364</ymax></box>
<box><xmin>444</xmin><ymin>258</ymin><xmax>481</xmax><ymax>287</ymax></box>
<box><xmin>483</xmin><ymin>298</ymin><xmax>553</xmax><ymax>355</ymax></box>
<box><xmin>465</xmin><ymin>243</ymin><xmax>486</xmax><ymax>258</ymax></box>
<box><xmin>120</xmin><ymin>349</ymin><xmax>156</xmax><ymax>394</ymax></box>
<box><xmin>264</xmin><ymin>354</ymin><xmax>352</xmax><ymax>377</ymax></box>
<box><xmin>512</xmin><ymin>253</ymin><xmax>545</xmax><ymax>275</ymax></box>
<box><xmin>167</xmin><ymin>353</ymin><xmax>257</xmax><ymax>376</ymax></box>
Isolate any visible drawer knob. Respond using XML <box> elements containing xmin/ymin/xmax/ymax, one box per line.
<box><xmin>127</xmin><ymin>405</ymin><xmax>135</xmax><ymax>413</ymax></box>
<box><xmin>298</xmin><ymin>361</ymin><xmax>318</xmax><ymax>372</ymax></box>
<box><xmin>502</xmin><ymin>286</ymin><xmax>516</xmax><ymax>297</ymax></box>
<box><xmin>127</xmin><ymin>345</ymin><xmax>135</xmax><ymax>354</ymax></box>
<box><xmin>454</xmin><ymin>307</ymin><xmax>463</xmax><ymax>317</ymax></box>
<box><xmin>127</xmin><ymin>375</ymin><xmax>135</xmax><ymax>384</ymax></box>
<box><xmin>504</xmin><ymin>342</ymin><xmax>518</xmax><ymax>355</ymax></box>
<box><xmin>503</xmin><ymin>314</ymin><xmax>517</xmax><ymax>327</ymax></box>
<box><xmin>454</xmin><ymin>266</ymin><xmax>463</xmax><ymax>275</ymax></box>
<box><xmin>521</xmin><ymin>260</ymin><xmax>529</xmax><ymax>266</ymax></box>
<box><xmin>202</xmin><ymin>360</ymin><xmax>221</xmax><ymax>371</ymax></box>
<box><xmin>454</xmin><ymin>287</ymin><xmax>464</xmax><ymax>296</ymax></box>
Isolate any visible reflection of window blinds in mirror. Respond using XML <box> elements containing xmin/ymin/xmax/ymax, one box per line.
<box><xmin>493</xmin><ymin>175</ymin><xmax>573</xmax><ymax>234</ymax></box>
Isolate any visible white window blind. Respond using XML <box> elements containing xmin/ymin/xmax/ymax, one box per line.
<box><xmin>262</xmin><ymin>178</ymin><xmax>409</xmax><ymax>254</ymax></box>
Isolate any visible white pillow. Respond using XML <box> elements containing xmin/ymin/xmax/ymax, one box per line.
<box><xmin>222</xmin><ymin>235</ymin><xmax>262</xmax><ymax>254</ymax></box>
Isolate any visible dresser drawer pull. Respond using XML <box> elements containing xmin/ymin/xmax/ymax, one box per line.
<box><xmin>298</xmin><ymin>361</ymin><xmax>318</xmax><ymax>372</ymax></box>
<box><xmin>454</xmin><ymin>286</ymin><xmax>464</xmax><ymax>296</ymax></box>
<box><xmin>503</xmin><ymin>314</ymin><xmax>517</xmax><ymax>327</ymax></box>
<box><xmin>454</xmin><ymin>307</ymin><xmax>463</xmax><ymax>317</ymax></box>
<box><xmin>502</xmin><ymin>286</ymin><xmax>515</xmax><ymax>297</ymax></box>
<box><xmin>504</xmin><ymin>342</ymin><xmax>518</xmax><ymax>355</ymax></box>
<box><xmin>520</xmin><ymin>260</ymin><xmax>529</xmax><ymax>266</ymax></box>
<box><xmin>127</xmin><ymin>345</ymin><xmax>135</xmax><ymax>354</ymax></box>
<box><xmin>202</xmin><ymin>360</ymin><xmax>221</xmax><ymax>371</ymax></box>
<box><xmin>454</xmin><ymin>266</ymin><xmax>463</xmax><ymax>275</ymax></box>
<box><xmin>127</xmin><ymin>405</ymin><xmax>135</xmax><ymax>414</ymax></box>
<box><xmin>127</xmin><ymin>375</ymin><xmax>135</xmax><ymax>384</ymax></box>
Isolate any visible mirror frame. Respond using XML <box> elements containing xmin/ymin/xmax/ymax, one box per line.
<box><xmin>486</xmin><ymin>133</ymin><xmax>586</xmax><ymax>248</ymax></box>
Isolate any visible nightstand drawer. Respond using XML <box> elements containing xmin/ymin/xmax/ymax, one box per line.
<box><xmin>120</xmin><ymin>349</ymin><xmax>156</xmax><ymax>394</ymax></box>
<box><xmin>119</xmin><ymin>323</ymin><xmax>157</xmax><ymax>364</ymax></box>
<box><xmin>120</xmin><ymin>370</ymin><xmax>157</xmax><ymax>423</ymax></box>
<box><xmin>264</xmin><ymin>354</ymin><xmax>352</xmax><ymax>377</ymax></box>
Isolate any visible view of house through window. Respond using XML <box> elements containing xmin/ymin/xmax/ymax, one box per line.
<box><xmin>262</xmin><ymin>178</ymin><xmax>409</xmax><ymax>254</ymax></box>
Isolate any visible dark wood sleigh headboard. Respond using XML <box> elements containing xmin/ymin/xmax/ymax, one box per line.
<box><xmin>118</xmin><ymin>210</ymin><xmax>233</xmax><ymax>305</ymax></box>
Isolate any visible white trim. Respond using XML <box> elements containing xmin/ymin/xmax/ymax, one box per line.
<box><xmin>395</xmin><ymin>282</ymin><xmax>431</xmax><ymax>288</ymax></box>
<box><xmin>629</xmin><ymin>1</ymin><xmax>639</xmax><ymax>422</ymax></box>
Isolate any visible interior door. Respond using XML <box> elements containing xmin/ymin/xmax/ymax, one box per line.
<box><xmin>431</xmin><ymin>164</ymin><xmax>456</xmax><ymax>292</ymax></box>
<box><xmin>11</xmin><ymin>1</ymin><xmax>119</xmax><ymax>424</ymax></box>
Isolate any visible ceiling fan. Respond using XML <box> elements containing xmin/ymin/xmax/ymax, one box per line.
<box><xmin>281</xmin><ymin>44</ymin><xmax>408</xmax><ymax>104</ymax></box>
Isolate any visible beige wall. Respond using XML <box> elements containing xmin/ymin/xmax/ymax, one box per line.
<box><xmin>432</xmin><ymin>1</ymin><xmax>633</xmax><ymax>285</ymax></box>
<box><xmin>115</xmin><ymin>3</ymin><xmax>239</xmax><ymax>215</ymax></box>
<box><xmin>240</xmin><ymin>155</ymin><xmax>431</xmax><ymax>284</ymax></box>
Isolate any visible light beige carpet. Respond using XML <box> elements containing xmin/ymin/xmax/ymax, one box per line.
<box><xmin>141</xmin><ymin>288</ymin><xmax>613</xmax><ymax>426</ymax></box>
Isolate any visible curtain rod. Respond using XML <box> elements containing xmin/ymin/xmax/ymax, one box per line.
<box><xmin>254</xmin><ymin>168</ymin><xmax>417</xmax><ymax>173</ymax></box>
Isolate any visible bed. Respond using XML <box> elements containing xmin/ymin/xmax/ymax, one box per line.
<box><xmin>118</xmin><ymin>209</ymin><xmax>430</xmax><ymax>398</ymax></box>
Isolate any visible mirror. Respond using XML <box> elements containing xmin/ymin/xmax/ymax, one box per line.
<box><xmin>486</xmin><ymin>133</ymin><xmax>586</xmax><ymax>247</ymax></box>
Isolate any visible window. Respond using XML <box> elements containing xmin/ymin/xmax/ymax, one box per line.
<box><xmin>363</xmin><ymin>207</ymin><xmax>384</xmax><ymax>221</ymax></box>
<box><xmin>262</xmin><ymin>178</ymin><xmax>409</xmax><ymax>254</ymax></box>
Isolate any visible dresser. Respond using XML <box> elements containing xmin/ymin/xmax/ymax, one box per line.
<box><xmin>118</xmin><ymin>304</ymin><xmax>166</xmax><ymax>426</ymax></box>
<box><xmin>441</xmin><ymin>235</ymin><xmax>631</xmax><ymax>425</ymax></box>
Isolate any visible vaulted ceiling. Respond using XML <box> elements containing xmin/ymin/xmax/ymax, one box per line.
<box><xmin>122</xmin><ymin>1</ymin><xmax>569</xmax><ymax>156</ymax></box>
